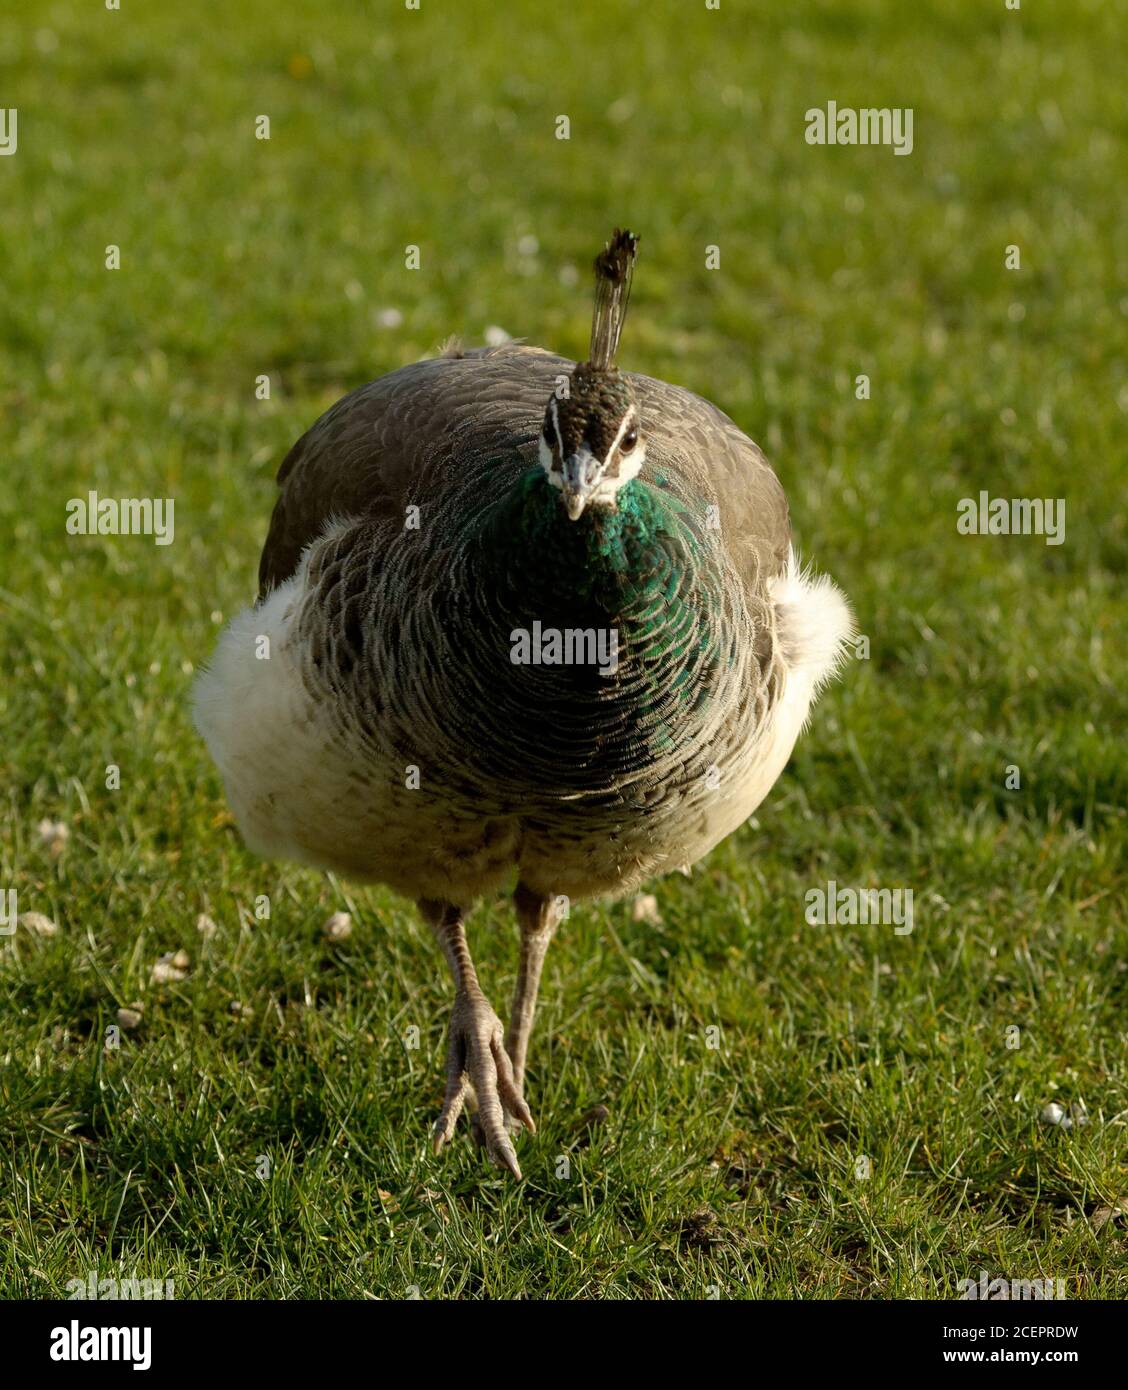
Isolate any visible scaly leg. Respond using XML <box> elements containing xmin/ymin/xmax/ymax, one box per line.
<box><xmin>506</xmin><ymin>882</ymin><xmax>562</xmax><ymax>1092</ymax></box>
<box><xmin>419</xmin><ymin>898</ymin><xmax>533</xmax><ymax>1179</ymax></box>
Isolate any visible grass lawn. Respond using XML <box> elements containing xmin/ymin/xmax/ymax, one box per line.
<box><xmin>2</xmin><ymin>0</ymin><xmax>1126</xmax><ymax>1299</ymax></box>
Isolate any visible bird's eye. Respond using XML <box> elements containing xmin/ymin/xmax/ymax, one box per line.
<box><xmin>621</xmin><ymin>428</ymin><xmax>639</xmax><ymax>453</ymax></box>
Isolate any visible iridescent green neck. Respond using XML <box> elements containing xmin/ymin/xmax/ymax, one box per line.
<box><xmin>457</xmin><ymin>465</ymin><xmax>727</xmax><ymax>764</ymax></box>
<box><xmin>487</xmin><ymin>467</ymin><xmax>696</xmax><ymax>611</ymax></box>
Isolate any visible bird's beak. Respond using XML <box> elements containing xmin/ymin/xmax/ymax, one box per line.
<box><xmin>560</xmin><ymin>447</ymin><xmax>601</xmax><ymax>521</ymax></box>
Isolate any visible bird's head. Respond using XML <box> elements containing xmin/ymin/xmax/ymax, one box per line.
<box><xmin>539</xmin><ymin>229</ymin><xmax>644</xmax><ymax>521</ymax></box>
<box><xmin>539</xmin><ymin>365</ymin><xmax>644</xmax><ymax>521</ymax></box>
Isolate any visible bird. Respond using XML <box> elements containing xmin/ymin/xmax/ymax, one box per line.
<box><xmin>193</xmin><ymin>230</ymin><xmax>853</xmax><ymax>1180</ymax></box>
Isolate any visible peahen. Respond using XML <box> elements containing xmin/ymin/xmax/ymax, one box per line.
<box><xmin>194</xmin><ymin>230</ymin><xmax>853</xmax><ymax>1179</ymax></box>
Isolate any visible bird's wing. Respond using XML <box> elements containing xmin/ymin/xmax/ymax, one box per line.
<box><xmin>630</xmin><ymin>372</ymin><xmax>792</xmax><ymax>588</ymax></box>
<box><xmin>257</xmin><ymin>344</ymin><xmax>568</xmax><ymax>597</ymax></box>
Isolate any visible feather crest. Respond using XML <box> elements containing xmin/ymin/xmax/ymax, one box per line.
<box><xmin>588</xmin><ymin>228</ymin><xmax>639</xmax><ymax>370</ymax></box>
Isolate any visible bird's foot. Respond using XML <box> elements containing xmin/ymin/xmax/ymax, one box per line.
<box><xmin>432</xmin><ymin>988</ymin><xmax>534</xmax><ymax>1179</ymax></box>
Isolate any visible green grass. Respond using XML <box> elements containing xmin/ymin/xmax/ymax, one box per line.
<box><xmin>2</xmin><ymin>0</ymin><xmax>1127</xmax><ymax>1299</ymax></box>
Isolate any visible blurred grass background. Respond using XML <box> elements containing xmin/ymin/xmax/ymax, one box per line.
<box><xmin>1</xmin><ymin>0</ymin><xmax>1126</xmax><ymax>1298</ymax></box>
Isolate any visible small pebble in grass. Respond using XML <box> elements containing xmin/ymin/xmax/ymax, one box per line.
<box><xmin>1042</xmin><ymin>1100</ymin><xmax>1087</xmax><ymax>1130</ymax></box>
<box><xmin>117</xmin><ymin>1007</ymin><xmax>142</xmax><ymax>1031</ymax></box>
<box><xmin>1092</xmin><ymin>1199</ymin><xmax>1128</xmax><ymax>1231</ymax></box>
<box><xmin>37</xmin><ymin>819</ymin><xmax>69</xmax><ymax>857</ymax></box>
<box><xmin>323</xmin><ymin>910</ymin><xmax>352</xmax><ymax>942</ymax></box>
<box><xmin>577</xmin><ymin>1104</ymin><xmax>610</xmax><ymax>1132</ymax></box>
<box><xmin>18</xmin><ymin>911</ymin><xmax>59</xmax><ymax>938</ymax></box>
<box><xmin>196</xmin><ymin>913</ymin><xmax>218</xmax><ymax>939</ymax></box>
<box><xmin>151</xmin><ymin>950</ymin><xmax>190</xmax><ymax>984</ymax></box>
<box><xmin>632</xmin><ymin>893</ymin><xmax>661</xmax><ymax>925</ymax></box>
